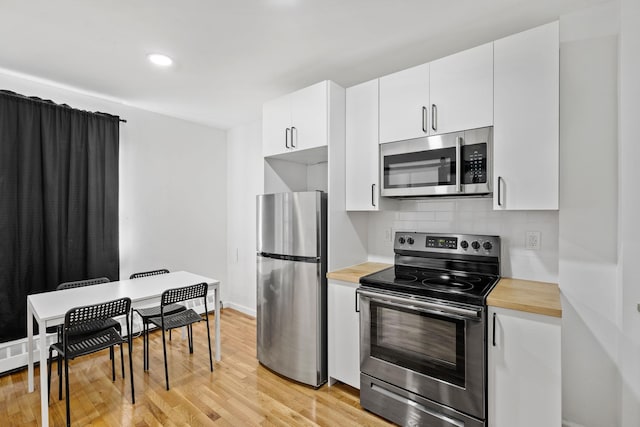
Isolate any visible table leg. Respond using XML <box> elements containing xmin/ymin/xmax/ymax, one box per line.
<box><xmin>39</xmin><ymin>321</ymin><xmax>49</xmax><ymax>426</ymax></box>
<box><xmin>215</xmin><ymin>285</ymin><xmax>221</xmax><ymax>361</ymax></box>
<box><xmin>27</xmin><ymin>303</ymin><xmax>34</xmax><ymax>392</ymax></box>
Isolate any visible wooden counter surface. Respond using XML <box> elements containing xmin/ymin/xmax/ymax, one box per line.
<box><xmin>487</xmin><ymin>278</ymin><xmax>562</xmax><ymax>318</ymax></box>
<box><xmin>326</xmin><ymin>262</ymin><xmax>392</xmax><ymax>284</ymax></box>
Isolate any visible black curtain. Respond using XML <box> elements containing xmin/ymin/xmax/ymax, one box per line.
<box><xmin>0</xmin><ymin>91</ymin><xmax>120</xmax><ymax>343</ymax></box>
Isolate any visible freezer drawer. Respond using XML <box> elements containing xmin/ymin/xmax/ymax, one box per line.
<box><xmin>257</xmin><ymin>255</ymin><xmax>327</xmax><ymax>387</ymax></box>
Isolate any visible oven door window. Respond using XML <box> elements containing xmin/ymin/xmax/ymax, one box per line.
<box><xmin>369</xmin><ymin>300</ymin><xmax>465</xmax><ymax>387</ymax></box>
<box><xmin>383</xmin><ymin>147</ymin><xmax>456</xmax><ymax>189</ymax></box>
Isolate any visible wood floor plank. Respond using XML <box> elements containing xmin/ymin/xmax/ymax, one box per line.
<box><xmin>0</xmin><ymin>309</ymin><xmax>394</xmax><ymax>426</ymax></box>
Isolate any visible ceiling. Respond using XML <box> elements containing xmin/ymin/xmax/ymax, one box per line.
<box><xmin>0</xmin><ymin>0</ymin><xmax>604</xmax><ymax>130</ymax></box>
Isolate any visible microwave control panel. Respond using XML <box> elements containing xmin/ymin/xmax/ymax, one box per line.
<box><xmin>461</xmin><ymin>143</ymin><xmax>487</xmax><ymax>184</ymax></box>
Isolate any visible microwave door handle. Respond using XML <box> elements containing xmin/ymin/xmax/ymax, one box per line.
<box><xmin>456</xmin><ymin>136</ymin><xmax>462</xmax><ymax>193</ymax></box>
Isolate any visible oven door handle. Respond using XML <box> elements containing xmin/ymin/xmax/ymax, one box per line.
<box><xmin>357</xmin><ymin>289</ymin><xmax>482</xmax><ymax>321</ymax></box>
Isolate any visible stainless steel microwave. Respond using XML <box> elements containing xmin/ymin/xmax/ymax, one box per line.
<box><xmin>380</xmin><ymin>126</ymin><xmax>493</xmax><ymax>197</ymax></box>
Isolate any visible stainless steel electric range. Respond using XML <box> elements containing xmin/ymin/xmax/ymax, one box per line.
<box><xmin>358</xmin><ymin>232</ymin><xmax>501</xmax><ymax>427</ymax></box>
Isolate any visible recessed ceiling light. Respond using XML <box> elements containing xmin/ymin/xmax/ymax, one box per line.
<box><xmin>147</xmin><ymin>53</ymin><xmax>173</xmax><ymax>67</ymax></box>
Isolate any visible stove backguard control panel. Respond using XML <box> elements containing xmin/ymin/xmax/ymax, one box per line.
<box><xmin>395</xmin><ymin>232</ymin><xmax>500</xmax><ymax>257</ymax></box>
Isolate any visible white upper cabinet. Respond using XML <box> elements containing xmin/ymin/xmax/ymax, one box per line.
<box><xmin>263</xmin><ymin>94</ymin><xmax>292</xmax><ymax>157</ymax></box>
<box><xmin>493</xmin><ymin>21</ymin><xmax>559</xmax><ymax>210</ymax></box>
<box><xmin>290</xmin><ymin>81</ymin><xmax>328</xmax><ymax>152</ymax></box>
<box><xmin>379</xmin><ymin>43</ymin><xmax>493</xmax><ymax>143</ymax></box>
<box><xmin>263</xmin><ymin>81</ymin><xmax>329</xmax><ymax>158</ymax></box>
<box><xmin>430</xmin><ymin>42</ymin><xmax>494</xmax><ymax>135</ymax></box>
<box><xmin>346</xmin><ymin>79</ymin><xmax>383</xmax><ymax>211</ymax></box>
<box><xmin>379</xmin><ymin>63</ymin><xmax>430</xmax><ymax>144</ymax></box>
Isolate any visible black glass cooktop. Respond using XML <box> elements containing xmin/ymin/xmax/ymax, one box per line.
<box><xmin>360</xmin><ymin>265</ymin><xmax>499</xmax><ymax>305</ymax></box>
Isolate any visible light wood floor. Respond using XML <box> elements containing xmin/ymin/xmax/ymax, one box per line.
<box><xmin>0</xmin><ymin>309</ymin><xmax>394</xmax><ymax>426</ymax></box>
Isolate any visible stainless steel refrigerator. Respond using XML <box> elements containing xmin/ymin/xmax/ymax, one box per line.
<box><xmin>256</xmin><ymin>191</ymin><xmax>327</xmax><ymax>387</ymax></box>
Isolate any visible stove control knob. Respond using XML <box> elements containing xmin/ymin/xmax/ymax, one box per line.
<box><xmin>471</xmin><ymin>241</ymin><xmax>480</xmax><ymax>250</ymax></box>
<box><xmin>460</xmin><ymin>240</ymin><xmax>469</xmax><ymax>249</ymax></box>
<box><xmin>483</xmin><ymin>241</ymin><xmax>493</xmax><ymax>251</ymax></box>
<box><xmin>407</xmin><ymin>237</ymin><xmax>415</xmax><ymax>245</ymax></box>
<box><xmin>398</xmin><ymin>237</ymin><xmax>406</xmax><ymax>244</ymax></box>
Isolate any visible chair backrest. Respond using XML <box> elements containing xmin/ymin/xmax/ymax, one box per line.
<box><xmin>161</xmin><ymin>283</ymin><xmax>207</xmax><ymax>308</ymax></box>
<box><xmin>57</xmin><ymin>277</ymin><xmax>110</xmax><ymax>290</ymax></box>
<box><xmin>130</xmin><ymin>269</ymin><xmax>170</xmax><ymax>279</ymax></box>
<box><xmin>64</xmin><ymin>297</ymin><xmax>131</xmax><ymax>329</ymax></box>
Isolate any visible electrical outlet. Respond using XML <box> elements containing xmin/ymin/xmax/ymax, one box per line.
<box><xmin>526</xmin><ymin>231</ymin><xmax>541</xmax><ymax>250</ymax></box>
<box><xmin>384</xmin><ymin>228</ymin><xmax>392</xmax><ymax>242</ymax></box>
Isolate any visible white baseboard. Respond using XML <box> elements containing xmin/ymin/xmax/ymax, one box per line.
<box><xmin>223</xmin><ymin>301</ymin><xmax>256</xmax><ymax>317</ymax></box>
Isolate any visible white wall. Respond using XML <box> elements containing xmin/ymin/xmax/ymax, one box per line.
<box><xmin>558</xmin><ymin>2</ymin><xmax>621</xmax><ymax>424</ymax></box>
<box><xmin>0</xmin><ymin>69</ymin><xmax>228</xmax><ymax>292</ymax></box>
<box><xmin>118</xmin><ymin>110</ymin><xmax>227</xmax><ymax>288</ymax></box>
<box><xmin>368</xmin><ymin>199</ymin><xmax>559</xmax><ymax>282</ymax></box>
<box><xmin>619</xmin><ymin>0</ymin><xmax>640</xmax><ymax>423</ymax></box>
<box><xmin>226</xmin><ymin>120</ymin><xmax>263</xmax><ymax>315</ymax></box>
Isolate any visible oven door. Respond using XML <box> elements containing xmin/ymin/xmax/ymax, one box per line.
<box><xmin>358</xmin><ymin>288</ymin><xmax>486</xmax><ymax>420</ymax></box>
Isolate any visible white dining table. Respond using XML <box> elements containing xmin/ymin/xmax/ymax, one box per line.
<box><xmin>26</xmin><ymin>271</ymin><xmax>221</xmax><ymax>427</ymax></box>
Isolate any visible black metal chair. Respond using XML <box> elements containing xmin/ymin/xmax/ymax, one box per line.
<box><xmin>147</xmin><ymin>282</ymin><xmax>213</xmax><ymax>390</ymax></box>
<box><xmin>46</xmin><ymin>277</ymin><xmax>126</xmax><ymax>395</ymax></box>
<box><xmin>47</xmin><ymin>297</ymin><xmax>135</xmax><ymax>427</ymax></box>
<box><xmin>129</xmin><ymin>269</ymin><xmax>187</xmax><ymax>370</ymax></box>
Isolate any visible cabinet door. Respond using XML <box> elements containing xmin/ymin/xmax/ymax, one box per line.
<box><xmin>379</xmin><ymin>62</ymin><xmax>430</xmax><ymax>144</ymax></box>
<box><xmin>263</xmin><ymin>94</ymin><xmax>292</xmax><ymax>157</ymax></box>
<box><xmin>291</xmin><ymin>80</ymin><xmax>328</xmax><ymax>151</ymax></box>
<box><xmin>493</xmin><ymin>21</ymin><xmax>559</xmax><ymax>210</ymax></box>
<box><xmin>430</xmin><ymin>42</ymin><xmax>493</xmax><ymax>135</ymax></box>
<box><xmin>346</xmin><ymin>79</ymin><xmax>380</xmax><ymax>211</ymax></box>
<box><xmin>488</xmin><ymin>307</ymin><xmax>561</xmax><ymax>427</ymax></box>
<box><xmin>328</xmin><ymin>280</ymin><xmax>360</xmax><ymax>389</ymax></box>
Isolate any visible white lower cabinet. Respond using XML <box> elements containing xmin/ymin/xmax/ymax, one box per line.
<box><xmin>488</xmin><ymin>306</ymin><xmax>561</xmax><ymax>427</ymax></box>
<box><xmin>328</xmin><ymin>279</ymin><xmax>360</xmax><ymax>389</ymax></box>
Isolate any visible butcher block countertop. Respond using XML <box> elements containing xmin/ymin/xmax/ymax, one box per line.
<box><xmin>488</xmin><ymin>278</ymin><xmax>562</xmax><ymax>318</ymax></box>
<box><xmin>326</xmin><ymin>262</ymin><xmax>392</xmax><ymax>284</ymax></box>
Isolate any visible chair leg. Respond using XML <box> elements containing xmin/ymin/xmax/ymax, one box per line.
<box><xmin>120</xmin><ymin>342</ymin><xmax>125</xmax><ymax>379</ymax></box>
<box><xmin>127</xmin><ymin>316</ymin><xmax>136</xmax><ymax>404</ymax></box>
<box><xmin>187</xmin><ymin>325</ymin><xmax>193</xmax><ymax>354</ymax></box>
<box><xmin>161</xmin><ymin>327</ymin><xmax>170</xmax><ymax>390</ymax></box>
<box><xmin>58</xmin><ymin>353</ymin><xmax>63</xmax><ymax>401</ymax></box>
<box><xmin>64</xmin><ymin>356</ymin><xmax>71</xmax><ymax>427</ymax></box>
<box><xmin>111</xmin><ymin>346</ymin><xmax>116</xmax><ymax>381</ymax></box>
<box><xmin>205</xmin><ymin>312</ymin><xmax>213</xmax><ymax>372</ymax></box>
<box><xmin>144</xmin><ymin>321</ymin><xmax>149</xmax><ymax>371</ymax></box>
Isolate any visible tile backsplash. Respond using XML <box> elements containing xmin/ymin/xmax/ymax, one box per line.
<box><xmin>367</xmin><ymin>198</ymin><xmax>559</xmax><ymax>283</ymax></box>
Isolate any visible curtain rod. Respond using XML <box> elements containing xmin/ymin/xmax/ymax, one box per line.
<box><xmin>0</xmin><ymin>90</ymin><xmax>127</xmax><ymax>124</ymax></box>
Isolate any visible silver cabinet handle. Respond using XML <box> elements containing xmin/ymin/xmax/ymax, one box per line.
<box><xmin>422</xmin><ymin>106</ymin><xmax>428</xmax><ymax>133</ymax></box>
<box><xmin>285</xmin><ymin>128</ymin><xmax>290</xmax><ymax>149</ymax></box>
<box><xmin>355</xmin><ymin>291</ymin><xmax>360</xmax><ymax>313</ymax></box>
<box><xmin>456</xmin><ymin>136</ymin><xmax>462</xmax><ymax>194</ymax></box>
<box><xmin>497</xmin><ymin>176</ymin><xmax>504</xmax><ymax>207</ymax></box>
<box><xmin>431</xmin><ymin>104</ymin><xmax>437</xmax><ymax>132</ymax></box>
<box><xmin>291</xmin><ymin>126</ymin><xmax>296</xmax><ymax>148</ymax></box>
<box><xmin>371</xmin><ymin>183</ymin><xmax>376</xmax><ymax>207</ymax></box>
